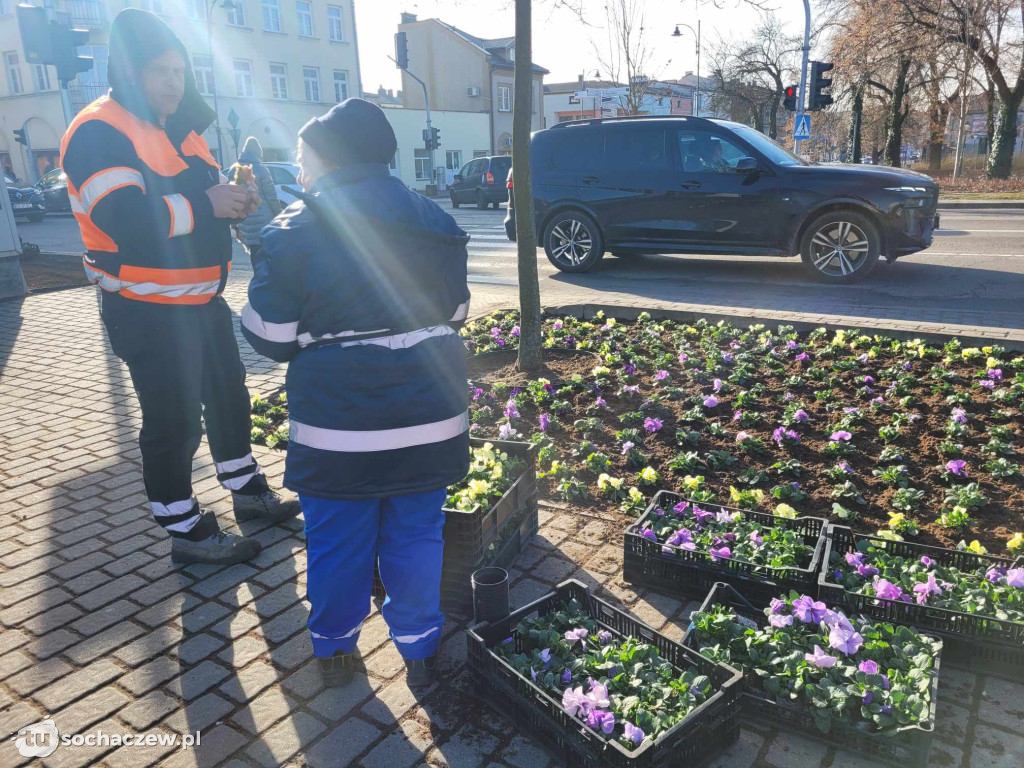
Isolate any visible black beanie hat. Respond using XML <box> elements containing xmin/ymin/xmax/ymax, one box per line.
<box><xmin>299</xmin><ymin>98</ymin><xmax>398</xmax><ymax>168</ymax></box>
<box><xmin>107</xmin><ymin>9</ymin><xmax>216</xmax><ymax>142</ymax></box>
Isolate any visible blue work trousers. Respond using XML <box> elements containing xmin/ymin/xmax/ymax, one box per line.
<box><xmin>300</xmin><ymin>489</ymin><xmax>446</xmax><ymax>660</ymax></box>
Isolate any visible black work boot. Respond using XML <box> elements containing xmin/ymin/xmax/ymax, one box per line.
<box><xmin>232</xmin><ymin>477</ymin><xmax>302</xmax><ymax>523</ymax></box>
<box><xmin>318</xmin><ymin>651</ymin><xmax>356</xmax><ymax>688</ymax></box>
<box><xmin>171</xmin><ymin>529</ymin><xmax>262</xmax><ymax>565</ymax></box>
<box><xmin>404</xmin><ymin>654</ymin><xmax>439</xmax><ymax>689</ymax></box>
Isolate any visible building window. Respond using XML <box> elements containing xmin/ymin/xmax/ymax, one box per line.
<box><xmin>193</xmin><ymin>54</ymin><xmax>215</xmax><ymax>96</ymax></box>
<box><xmin>498</xmin><ymin>84</ymin><xmax>511</xmax><ymax>112</ymax></box>
<box><xmin>414</xmin><ymin>149</ymin><xmax>431</xmax><ymax>181</ymax></box>
<box><xmin>226</xmin><ymin>0</ymin><xmax>246</xmax><ymax>25</ymax></box>
<box><xmin>233</xmin><ymin>59</ymin><xmax>254</xmax><ymax>97</ymax></box>
<box><xmin>446</xmin><ymin>150</ymin><xmax>462</xmax><ymax>171</ymax></box>
<box><xmin>5</xmin><ymin>51</ymin><xmax>22</xmax><ymax>95</ymax></box>
<box><xmin>262</xmin><ymin>0</ymin><xmax>281</xmax><ymax>32</ymax></box>
<box><xmin>388</xmin><ymin>151</ymin><xmax>398</xmax><ymax>176</ymax></box>
<box><xmin>296</xmin><ymin>0</ymin><xmax>313</xmax><ymax>36</ymax></box>
<box><xmin>327</xmin><ymin>5</ymin><xmax>344</xmax><ymax>41</ymax></box>
<box><xmin>186</xmin><ymin>0</ymin><xmax>207</xmax><ymax>20</ymax></box>
<box><xmin>303</xmin><ymin>66</ymin><xmax>320</xmax><ymax>102</ymax></box>
<box><xmin>333</xmin><ymin>70</ymin><xmax>348</xmax><ymax>102</ymax></box>
<box><xmin>33</xmin><ymin>64</ymin><xmax>51</xmax><ymax>92</ymax></box>
<box><xmin>270</xmin><ymin>62</ymin><xmax>288</xmax><ymax>100</ymax></box>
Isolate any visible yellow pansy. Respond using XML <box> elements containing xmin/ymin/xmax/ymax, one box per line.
<box><xmin>775</xmin><ymin>504</ymin><xmax>798</xmax><ymax>519</ymax></box>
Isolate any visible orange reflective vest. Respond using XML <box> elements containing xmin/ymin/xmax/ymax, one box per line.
<box><xmin>60</xmin><ymin>95</ymin><xmax>231</xmax><ymax>305</ymax></box>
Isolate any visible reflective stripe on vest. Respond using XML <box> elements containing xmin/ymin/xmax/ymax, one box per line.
<box><xmin>71</xmin><ymin>167</ymin><xmax>146</xmax><ymax>215</ymax></box>
<box><xmin>164</xmin><ymin>194</ymin><xmax>194</xmax><ymax>238</ymax></box>
<box><xmin>83</xmin><ymin>261</ymin><xmax>229</xmax><ymax>304</ymax></box>
<box><xmin>288</xmin><ymin>410</ymin><xmax>470</xmax><ymax>453</ymax></box>
<box><xmin>295</xmin><ymin>325</ymin><xmax>455</xmax><ymax>350</ymax></box>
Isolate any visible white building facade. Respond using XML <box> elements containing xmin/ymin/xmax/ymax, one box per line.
<box><xmin>0</xmin><ymin>0</ymin><xmax>363</xmax><ymax>183</ymax></box>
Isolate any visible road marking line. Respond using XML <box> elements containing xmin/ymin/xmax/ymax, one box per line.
<box><xmin>935</xmin><ymin>229</ymin><xmax>1024</xmax><ymax>233</ymax></box>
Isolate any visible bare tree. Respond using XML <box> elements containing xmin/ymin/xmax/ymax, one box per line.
<box><xmin>899</xmin><ymin>0</ymin><xmax>1024</xmax><ymax>178</ymax></box>
<box><xmin>595</xmin><ymin>0</ymin><xmax>658</xmax><ymax>115</ymax></box>
<box><xmin>711</xmin><ymin>13</ymin><xmax>802</xmax><ymax>138</ymax></box>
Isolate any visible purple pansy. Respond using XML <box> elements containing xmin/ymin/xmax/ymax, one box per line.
<box><xmin>561</xmin><ymin>686</ymin><xmax>590</xmax><ymax>718</ymax></box>
<box><xmin>586</xmin><ymin>708</ymin><xmax>616</xmax><ymax>734</ymax></box>
<box><xmin>562</xmin><ymin>669</ymin><xmax>572</xmax><ymax>684</ymax></box>
<box><xmin>769</xmin><ymin>613</ymin><xmax>794</xmax><ymax>628</ymax></box>
<box><xmin>1006</xmin><ymin>568</ymin><xmax>1024</xmax><ymax>588</ymax></box>
<box><xmin>713</xmin><ymin>378</ymin><xmax>723</xmax><ymax>392</ymax></box>
<box><xmin>946</xmin><ymin>459</ymin><xmax>967</xmax><ymax>476</ymax></box>
<box><xmin>863</xmin><ymin>691</ymin><xmax>874</xmax><ymax>705</ymax></box>
<box><xmin>804</xmin><ymin>645</ymin><xmax>838</xmax><ymax>668</ymax></box>
<box><xmin>644</xmin><ymin>417</ymin><xmax>663</xmax><ymax>433</ymax></box>
<box><xmin>830</xmin><ymin>430</ymin><xmax>852</xmax><ymax>442</ymax></box>
<box><xmin>622</xmin><ymin>441</ymin><xmax>635</xmax><ymax>455</ymax></box>
<box><xmin>795</xmin><ymin>352</ymin><xmax>810</xmax><ymax>362</ymax></box>
<box><xmin>511</xmin><ymin>325</ymin><xmax>521</xmax><ymax>337</ymax></box>
<box><xmin>793</xmin><ymin>596</ymin><xmax>827</xmax><ymax>624</ymax></box>
<box><xmin>703</xmin><ymin>395</ymin><xmax>718</xmax><ymax>408</ymax></box>
<box><xmin>828</xmin><ymin>624</ymin><xmax>864</xmax><ymax>655</ymax></box>
<box><xmin>641</xmin><ymin>529</ymin><xmax>658</xmax><ymax>543</ymax></box>
<box><xmin>598</xmin><ymin>630</ymin><xmax>613</xmax><ymax>645</ymax></box>
<box><xmin>913</xmin><ymin>574</ymin><xmax>943</xmax><ymax>604</ymax></box>
<box><xmin>979</xmin><ymin>379</ymin><xmax>995</xmax><ymax>390</ymax></box>
<box><xmin>539</xmin><ymin>413</ymin><xmax>550</xmax><ymax>432</ymax></box>
<box><xmin>654</xmin><ymin>370</ymin><xmax>669</xmax><ymax>382</ymax></box>
<box><xmin>504</xmin><ymin>401</ymin><xmax>520</xmax><ymax>420</ymax></box>
<box><xmin>709</xmin><ymin>546</ymin><xmax>731</xmax><ymax>562</ymax></box>
<box><xmin>623</xmin><ymin>722</ymin><xmax>645</xmax><ymax>745</ymax></box>
<box><xmin>794</xmin><ymin>409</ymin><xmax>809</xmax><ymax>423</ymax></box>
<box><xmin>769</xmin><ymin>598</ymin><xmax>786</xmax><ymax>615</ymax></box>
<box><xmin>920</xmin><ymin>556</ymin><xmax>933</xmax><ymax>568</ymax></box>
<box><xmin>859</xmin><ymin>660</ymin><xmax>879</xmax><ymax>675</ymax></box>
<box><xmin>565</xmin><ymin>627</ymin><xmax>589</xmax><ymax>643</ymax></box>
<box><xmin>988</xmin><ymin>368</ymin><xmax>1002</xmax><ymax>381</ymax></box>
<box><xmin>873</xmin><ymin>579</ymin><xmax>904</xmax><ymax>601</ymax></box>
<box><xmin>951</xmin><ymin>408</ymin><xmax>967</xmax><ymax>424</ymax></box>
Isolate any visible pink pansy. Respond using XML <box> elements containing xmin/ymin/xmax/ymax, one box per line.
<box><xmin>804</xmin><ymin>645</ymin><xmax>838</xmax><ymax>668</ymax></box>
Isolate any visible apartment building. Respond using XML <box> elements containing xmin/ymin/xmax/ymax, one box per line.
<box><xmin>0</xmin><ymin>0</ymin><xmax>362</xmax><ymax>183</ymax></box>
<box><xmin>396</xmin><ymin>12</ymin><xmax>546</xmax><ymax>155</ymax></box>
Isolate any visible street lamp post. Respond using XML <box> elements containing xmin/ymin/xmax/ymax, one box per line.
<box><xmin>671</xmin><ymin>21</ymin><xmax>700</xmax><ymax>116</ymax></box>
<box><xmin>206</xmin><ymin>0</ymin><xmax>238</xmax><ymax>167</ymax></box>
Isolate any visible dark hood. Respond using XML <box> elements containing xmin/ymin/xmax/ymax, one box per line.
<box><xmin>107</xmin><ymin>9</ymin><xmax>216</xmax><ymax>144</ymax></box>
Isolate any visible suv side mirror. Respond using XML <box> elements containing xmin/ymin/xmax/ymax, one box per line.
<box><xmin>454</xmin><ymin>174</ymin><xmax>463</xmax><ymax>181</ymax></box>
<box><xmin>735</xmin><ymin>157</ymin><xmax>758</xmax><ymax>172</ymax></box>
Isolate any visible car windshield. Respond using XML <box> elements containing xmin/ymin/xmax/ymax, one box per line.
<box><xmin>727</xmin><ymin>124</ymin><xmax>807</xmax><ymax>167</ymax></box>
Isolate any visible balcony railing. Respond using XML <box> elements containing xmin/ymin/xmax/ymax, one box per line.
<box><xmin>68</xmin><ymin>82</ymin><xmax>109</xmax><ymax>113</ymax></box>
<box><xmin>59</xmin><ymin>0</ymin><xmax>106</xmax><ymax>29</ymax></box>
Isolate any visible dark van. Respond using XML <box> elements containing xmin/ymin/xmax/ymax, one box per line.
<box><xmin>450</xmin><ymin>155</ymin><xmax>512</xmax><ymax>210</ymax></box>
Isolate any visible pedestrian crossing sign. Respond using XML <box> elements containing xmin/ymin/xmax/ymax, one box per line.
<box><xmin>793</xmin><ymin>114</ymin><xmax>811</xmax><ymax>140</ymax></box>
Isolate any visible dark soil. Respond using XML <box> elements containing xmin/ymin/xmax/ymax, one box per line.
<box><xmin>20</xmin><ymin>253</ymin><xmax>89</xmax><ymax>293</ymax></box>
<box><xmin>465</xmin><ymin>347</ymin><xmax>1023</xmax><ymax>554</ymax></box>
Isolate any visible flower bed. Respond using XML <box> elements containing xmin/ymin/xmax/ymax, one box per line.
<box><xmin>683</xmin><ymin>582</ymin><xmax>941</xmax><ymax>768</ymax></box>
<box><xmin>460</xmin><ymin>311</ymin><xmax>1023</xmax><ymax>554</ymax></box>
<box><xmin>467</xmin><ymin>579</ymin><xmax>742</xmax><ymax>768</ymax></box>
<box><xmin>820</xmin><ymin>526</ymin><xmax>1024</xmax><ymax>679</ymax></box>
<box><xmin>624</xmin><ymin>492</ymin><xmax>827</xmax><ymax>605</ymax></box>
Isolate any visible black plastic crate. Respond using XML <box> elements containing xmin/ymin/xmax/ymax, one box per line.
<box><xmin>820</xmin><ymin>526</ymin><xmax>1024</xmax><ymax>681</ymax></box>
<box><xmin>373</xmin><ymin>502</ymin><xmax>538</xmax><ymax>616</ymax></box>
<box><xmin>682</xmin><ymin>582</ymin><xmax>941</xmax><ymax>768</ymax></box>
<box><xmin>624</xmin><ymin>491</ymin><xmax>828</xmax><ymax>606</ymax></box>
<box><xmin>443</xmin><ymin>438</ymin><xmax>538</xmax><ymax>563</ymax></box>
<box><xmin>467</xmin><ymin>579</ymin><xmax>743</xmax><ymax>768</ymax></box>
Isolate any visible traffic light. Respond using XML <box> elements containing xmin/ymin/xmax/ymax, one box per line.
<box><xmin>783</xmin><ymin>84</ymin><xmax>798</xmax><ymax>112</ymax></box>
<box><xmin>430</xmin><ymin>127</ymin><xmax>440</xmax><ymax>149</ymax></box>
<box><xmin>16</xmin><ymin>4</ymin><xmax>54</xmax><ymax>65</ymax></box>
<box><xmin>52</xmin><ymin>24</ymin><xmax>92</xmax><ymax>83</ymax></box>
<box><xmin>15</xmin><ymin>4</ymin><xmax>91</xmax><ymax>85</ymax></box>
<box><xmin>395</xmin><ymin>32</ymin><xmax>409</xmax><ymax>70</ymax></box>
<box><xmin>13</xmin><ymin>129</ymin><xmax>28</xmax><ymax>147</ymax></box>
<box><xmin>809</xmin><ymin>61</ymin><xmax>834</xmax><ymax>111</ymax></box>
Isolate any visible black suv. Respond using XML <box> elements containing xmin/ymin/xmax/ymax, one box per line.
<box><xmin>451</xmin><ymin>155</ymin><xmax>512</xmax><ymax>210</ymax></box>
<box><xmin>505</xmin><ymin>116</ymin><xmax>939</xmax><ymax>283</ymax></box>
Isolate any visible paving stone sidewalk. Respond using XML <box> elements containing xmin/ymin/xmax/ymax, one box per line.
<box><xmin>1</xmin><ymin>278</ymin><xmax>1022</xmax><ymax>768</ymax></box>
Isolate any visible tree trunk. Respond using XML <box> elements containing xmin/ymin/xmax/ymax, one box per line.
<box><xmin>985</xmin><ymin>90</ymin><xmax>1024</xmax><ymax>179</ymax></box>
<box><xmin>847</xmin><ymin>88</ymin><xmax>863</xmax><ymax>164</ymax></box>
<box><xmin>512</xmin><ymin>0</ymin><xmax>542</xmax><ymax>372</ymax></box>
<box><xmin>985</xmin><ymin>77</ymin><xmax>995</xmax><ymax>151</ymax></box>
<box><xmin>883</xmin><ymin>58</ymin><xmax>911</xmax><ymax>167</ymax></box>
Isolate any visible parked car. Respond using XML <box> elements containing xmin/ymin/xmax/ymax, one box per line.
<box><xmin>450</xmin><ymin>156</ymin><xmax>512</xmax><ymax>210</ymax></box>
<box><xmin>35</xmin><ymin>167</ymin><xmax>72</xmax><ymax>213</ymax></box>
<box><xmin>263</xmin><ymin>162</ymin><xmax>302</xmax><ymax>206</ymax></box>
<box><xmin>4</xmin><ymin>173</ymin><xmax>46</xmax><ymax>222</ymax></box>
<box><xmin>504</xmin><ymin>116</ymin><xmax>939</xmax><ymax>283</ymax></box>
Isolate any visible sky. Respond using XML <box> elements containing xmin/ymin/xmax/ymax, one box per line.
<box><xmin>354</xmin><ymin>0</ymin><xmax>812</xmax><ymax>95</ymax></box>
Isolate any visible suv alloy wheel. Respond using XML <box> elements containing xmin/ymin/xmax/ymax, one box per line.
<box><xmin>799</xmin><ymin>210</ymin><xmax>881</xmax><ymax>283</ymax></box>
<box><xmin>543</xmin><ymin>212</ymin><xmax>604</xmax><ymax>272</ymax></box>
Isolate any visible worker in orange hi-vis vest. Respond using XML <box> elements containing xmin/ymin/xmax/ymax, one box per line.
<box><xmin>61</xmin><ymin>9</ymin><xmax>300</xmax><ymax>565</ymax></box>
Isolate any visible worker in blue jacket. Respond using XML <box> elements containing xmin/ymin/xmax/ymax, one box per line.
<box><xmin>241</xmin><ymin>99</ymin><xmax>471</xmax><ymax>689</ymax></box>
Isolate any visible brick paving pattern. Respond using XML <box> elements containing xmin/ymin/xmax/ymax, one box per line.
<box><xmin>1</xmin><ymin>276</ymin><xmax>1022</xmax><ymax>767</ymax></box>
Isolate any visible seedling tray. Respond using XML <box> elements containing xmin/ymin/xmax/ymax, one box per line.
<box><xmin>624</xmin><ymin>491</ymin><xmax>827</xmax><ymax>606</ymax></box>
<box><xmin>820</xmin><ymin>526</ymin><xmax>1024</xmax><ymax>681</ymax></box>
<box><xmin>682</xmin><ymin>582</ymin><xmax>941</xmax><ymax>768</ymax></box>
<box><xmin>467</xmin><ymin>579</ymin><xmax>742</xmax><ymax>768</ymax></box>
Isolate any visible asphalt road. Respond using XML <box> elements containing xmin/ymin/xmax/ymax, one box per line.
<box><xmin>15</xmin><ymin>204</ymin><xmax>1024</xmax><ymax>331</ymax></box>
